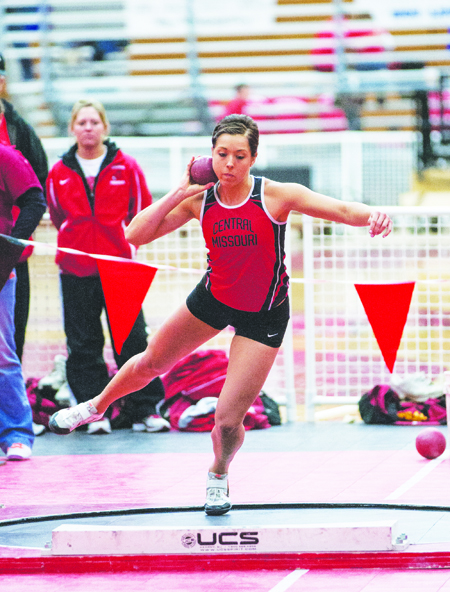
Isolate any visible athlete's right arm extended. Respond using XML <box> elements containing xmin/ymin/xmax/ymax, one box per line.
<box><xmin>125</xmin><ymin>188</ymin><xmax>194</xmax><ymax>246</ymax></box>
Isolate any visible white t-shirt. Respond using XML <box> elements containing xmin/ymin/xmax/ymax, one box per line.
<box><xmin>76</xmin><ymin>150</ymin><xmax>106</xmax><ymax>193</ymax></box>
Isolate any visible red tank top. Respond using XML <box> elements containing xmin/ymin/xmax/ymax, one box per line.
<box><xmin>200</xmin><ymin>176</ymin><xmax>289</xmax><ymax>312</ymax></box>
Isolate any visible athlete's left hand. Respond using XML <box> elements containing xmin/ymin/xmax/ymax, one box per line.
<box><xmin>368</xmin><ymin>211</ymin><xmax>392</xmax><ymax>238</ymax></box>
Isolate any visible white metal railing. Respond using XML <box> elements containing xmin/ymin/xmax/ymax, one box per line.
<box><xmin>26</xmin><ymin>205</ymin><xmax>450</xmax><ymax>422</ymax></box>
<box><xmin>42</xmin><ymin>131</ymin><xmax>417</xmax><ymax>204</ymax></box>
<box><xmin>302</xmin><ymin>207</ymin><xmax>450</xmax><ymax>419</ymax></box>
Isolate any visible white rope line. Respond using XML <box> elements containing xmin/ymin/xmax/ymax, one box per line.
<box><xmin>4</xmin><ymin>235</ymin><xmax>450</xmax><ymax>284</ymax></box>
<box><xmin>290</xmin><ymin>278</ymin><xmax>418</xmax><ymax>285</ymax></box>
<box><xmin>2</xmin><ymin>235</ymin><xmax>203</xmax><ymax>275</ymax></box>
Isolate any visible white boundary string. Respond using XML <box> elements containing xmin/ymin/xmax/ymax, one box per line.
<box><xmin>1</xmin><ymin>235</ymin><xmax>202</xmax><ymax>274</ymax></box>
<box><xmin>3</xmin><ymin>235</ymin><xmax>447</xmax><ymax>284</ymax></box>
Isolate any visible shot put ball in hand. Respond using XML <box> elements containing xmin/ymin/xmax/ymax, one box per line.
<box><xmin>190</xmin><ymin>156</ymin><xmax>218</xmax><ymax>185</ymax></box>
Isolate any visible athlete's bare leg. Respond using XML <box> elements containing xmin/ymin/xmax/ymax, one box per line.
<box><xmin>91</xmin><ymin>303</ymin><xmax>221</xmax><ymax>415</ymax></box>
<box><xmin>209</xmin><ymin>335</ymin><xmax>279</xmax><ymax>475</ymax></box>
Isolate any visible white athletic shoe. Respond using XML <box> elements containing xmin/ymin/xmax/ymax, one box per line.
<box><xmin>132</xmin><ymin>415</ymin><xmax>171</xmax><ymax>433</ymax></box>
<box><xmin>38</xmin><ymin>354</ymin><xmax>67</xmax><ymax>391</ymax></box>
<box><xmin>6</xmin><ymin>443</ymin><xmax>32</xmax><ymax>461</ymax></box>
<box><xmin>49</xmin><ymin>401</ymin><xmax>103</xmax><ymax>435</ymax></box>
<box><xmin>205</xmin><ymin>472</ymin><xmax>232</xmax><ymax>516</ymax></box>
<box><xmin>32</xmin><ymin>422</ymin><xmax>46</xmax><ymax>436</ymax></box>
<box><xmin>87</xmin><ymin>418</ymin><xmax>112</xmax><ymax>435</ymax></box>
<box><xmin>54</xmin><ymin>382</ymin><xmax>78</xmax><ymax>407</ymax></box>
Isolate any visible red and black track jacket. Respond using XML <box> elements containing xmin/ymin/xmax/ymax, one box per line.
<box><xmin>46</xmin><ymin>140</ymin><xmax>151</xmax><ymax>277</ymax></box>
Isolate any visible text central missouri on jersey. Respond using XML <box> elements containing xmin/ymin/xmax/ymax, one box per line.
<box><xmin>212</xmin><ymin>233</ymin><xmax>258</xmax><ymax>247</ymax></box>
<box><xmin>212</xmin><ymin>217</ymin><xmax>254</xmax><ymax>234</ymax></box>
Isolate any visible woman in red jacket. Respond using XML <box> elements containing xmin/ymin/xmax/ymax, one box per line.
<box><xmin>46</xmin><ymin>99</ymin><xmax>166</xmax><ymax>435</ymax></box>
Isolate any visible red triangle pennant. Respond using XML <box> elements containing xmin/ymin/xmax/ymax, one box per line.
<box><xmin>354</xmin><ymin>282</ymin><xmax>415</xmax><ymax>373</ymax></box>
<box><xmin>97</xmin><ymin>258</ymin><xmax>157</xmax><ymax>355</ymax></box>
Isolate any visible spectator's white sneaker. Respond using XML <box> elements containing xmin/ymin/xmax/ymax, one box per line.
<box><xmin>38</xmin><ymin>354</ymin><xmax>67</xmax><ymax>391</ymax></box>
<box><xmin>32</xmin><ymin>422</ymin><xmax>46</xmax><ymax>436</ymax></box>
<box><xmin>132</xmin><ymin>415</ymin><xmax>170</xmax><ymax>433</ymax></box>
<box><xmin>54</xmin><ymin>382</ymin><xmax>77</xmax><ymax>407</ymax></box>
<box><xmin>6</xmin><ymin>443</ymin><xmax>32</xmax><ymax>461</ymax></box>
<box><xmin>205</xmin><ymin>472</ymin><xmax>231</xmax><ymax>516</ymax></box>
<box><xmin>49</xmin><ymin>401</ymin><xmax>103</xmax><ymax>435</ymax></box>
<box><xmin>87</xmin><ymin>418</ymin><xmax>112</xmax><ymax>435</ymax></box>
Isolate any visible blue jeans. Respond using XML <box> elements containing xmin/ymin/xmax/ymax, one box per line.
<box><xmin>0</xmin><ymin>275</ymin><xmax>34</xmax><ymax>453</ymax></box>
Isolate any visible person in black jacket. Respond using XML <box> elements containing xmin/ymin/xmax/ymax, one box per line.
<box><xmin>0</xmin><ymin>53</ymin><xmax>49</xmax><ymax>361</ymax></box>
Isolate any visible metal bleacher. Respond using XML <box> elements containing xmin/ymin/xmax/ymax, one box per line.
<box><xmin>1</xmin><ymin>0</ymin><xmax>450</xmax><ymax>138</ymax></box>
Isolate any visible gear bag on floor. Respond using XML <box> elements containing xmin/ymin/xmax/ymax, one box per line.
<box><xmin>359</xmin><ymin>384</ymin><xmax>447</xmax><ymax>425</ymax></box>
<box><xmin>159</xmin><ymin>349</ymin><xmax>281</xmax><ymax>431</ymax></box>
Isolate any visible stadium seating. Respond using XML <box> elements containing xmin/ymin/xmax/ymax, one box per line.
<box><xmin>2</xmin><ymin>0</ymin><xmax>450</xmax><ymax>137</ymax></box>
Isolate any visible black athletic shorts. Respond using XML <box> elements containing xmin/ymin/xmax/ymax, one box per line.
<box><xmin>186</xmin><ymin>281</ymin><xmax>290</xmax><ymax>348</ymax></box>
